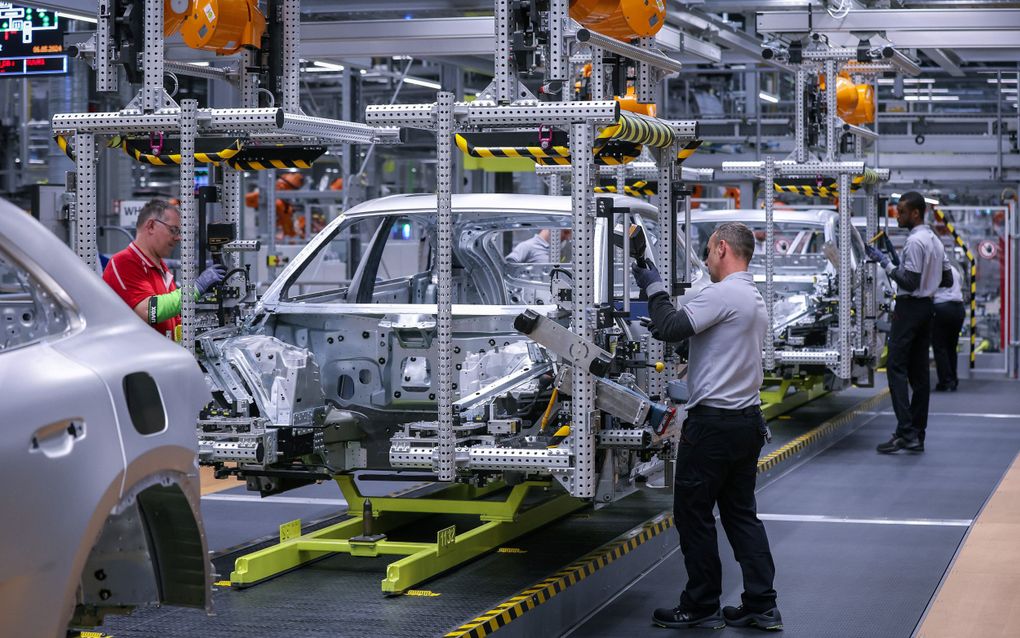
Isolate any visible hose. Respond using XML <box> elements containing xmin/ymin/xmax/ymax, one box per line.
<box><xmin>539</xmin><ymin>387</ymin><xmax>559</xmax><ymax>431</ymax></box>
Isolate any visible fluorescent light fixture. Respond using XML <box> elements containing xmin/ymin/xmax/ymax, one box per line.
<box><xmin>903</xmin><ymin>87</ymin><xmax>949</xmax><ymax>94</ymax></box>
<box><xmin>404</xmin><ymin>76</ymin><xmax>442</xmax><ymax>90</ymax></box>
<box><xmin>890</xmin><ymin>192</ymin><xmax>902</xmax><ymax>199</ymax></box>
<box><xmin>987</xmin><ymin>78</ymin><xmax>1019</xmax><ymax>85</ymax></box>
<box><xmin>392</xmin><ymin>55</ymin><xmax>413</xmax><ymax>61</ymax></box>
<box><xmin>924</xmin><ymin>197</ymin><xmax>940</xmax><ymax>205</ymax></box>
<box><xmin>314</xmin><ymin>61</ymin><xmax>345</xmax><ymax>71</ymax></box>
<box><xmin>57</xmin><ymin>11</ymin><xmax>98</xmax><ymax>24</ymax></box>
<box><xmin>904</xmin><ymin>95</ymin><xmax>959</xmax><ymax>102</ymax></box>
<box><xmin>305</xmin><ymin>67</ymin><xmax>343</xmax><ymax>73</ymax></box>
<box><xmin>758</xmin><ymin>90</ymin><xmax>779</xmax><ymax>104</ymax></box>
<box><xmin>877</xmin><ymin>78</ymin><xmax>935</xmax><ymax>86</ymax></box>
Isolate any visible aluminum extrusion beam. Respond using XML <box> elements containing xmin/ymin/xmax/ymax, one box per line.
<box><xmin>299</xmin><ymin>17</ymin><xmax>496</xmax><ymax>58</ymax></box>
<box><xmin>654</xmin><ymin>25</ymin><xmax>722</xmax><ymax>64</ymax></box>
<box><xmin>164</xmin><ymin>61</ymin><xmax>236</xmax><ymax>83</ymax></box>
<box><xmin>365</xmin><ymin>101</ymin><xmax>621</xmax><ymax>129</ymax></box>
<box><xmin>757</xmin><ymin>9</ymin><xmax>1020</xmax><ymax>33</ymax></box>
<box><xmin>435</xmin><ymin>92</ymin><xmax>456</xmax><ymax>482</ymax></box>
<box><xmin>841</xmin><ymin>121</ymin><xmax>879</xmax><ymax>141</ymax></box>
<box><xmin>721</xmin><ymin>160</ymin><xmax>866</xmax><ymax>175</ymax></box>
<box><xmin>180</xmin><ymin>100</ymin><xmax>198</xmax><ymax>354</ymax></box>
<box><xmin>763</xmin><ymin>156</ymin><xmax>775</xmax><ymax>371</ymax></box>
<box><xmin>922</xmin><ymin>48</ymin><xmax>965</xmax><ymax>77</ymax></box>
<box><xmin>576</xmin><ymin>29</ymin><xmax>683</xmax><ymax>74</ymax></box>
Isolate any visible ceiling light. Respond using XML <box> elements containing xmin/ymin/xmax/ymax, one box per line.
<box><xmin>903</xmin><ymin>87</ymin><xmax>949</xmax><ymax>94</ymax></box>
<box><xmin>987</xmin><ymin>78</ymin><xmax>1019</xmax><ymax>85</ymax></box>
<box><xmin>314</xmin><ymin>61</ymin><xmax>345</xmax><ymax>71</ymax></box>
<box><xmin>878</xmin><ymin>78</ymin><xmax>935</xmax><ymax>86</ymax></box>
<box><xmin>404</xmin><ymin>77</ymin><xmax>442</xmax><ymax>90</ymax></box>
<box><xmin>57</xmin><ymin>11</ymin><xmax>98</xmax><ymax>24</ymax></box>
<box><xmin>758</xmin><ymin>91</ymin><xmax>779</xmax><ymax>104</ymax></box>
<box><xmin>904</xmin><ymin>95</ymin><xmax>959</xmax><ymax>102</ymax></box>
<box><xmin>890</xmin><ymin>192</ymin><xmax>902</xmax><ymax>200</ymax></box>
<box><xmin>924</xmin><ymin>197</ymin><xmax>940</xmax><ymax>205</ymax></box>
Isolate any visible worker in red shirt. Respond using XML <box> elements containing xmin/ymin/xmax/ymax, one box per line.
<box><xmin>102</xmin><ymin>199</ymin><xmax>224</xmax><ymax>341</ymax></box>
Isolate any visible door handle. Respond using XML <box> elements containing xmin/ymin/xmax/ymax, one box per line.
<box><xmin>30</xmin><ymin>419</ymin><xmax>85</xmax><ymax>459</ymax></box>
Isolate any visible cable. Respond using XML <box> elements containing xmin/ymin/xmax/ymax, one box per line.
<box><xmin>539</xmin><ymin>387</ymin><xmax>559</xmax><ymax>431</ymax></box>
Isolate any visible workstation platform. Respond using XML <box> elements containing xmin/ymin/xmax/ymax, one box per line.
<box><xmin>90</xmin><ymin>377</ymin><xmax>1020</xmax><ymax>638</ymax></box>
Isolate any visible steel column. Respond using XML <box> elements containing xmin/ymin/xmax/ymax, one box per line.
<box><xmin>282</xmin><ymin>0</ymin><xmax>301</xmax><ymax>113</ymax></box>
<box><xmin>570</xmin><ymin>121</ymin><xmax>597</xmax><ymax>498</ymax></box>
<box><xmin>179</xmin><ymin>99</ymin><xmax>198</xmax><ymax>352</ymax></box>
<box><xmin>435</xmin><ymin>92</ymin><xmax>456</xmax><ymax>482</ymax></box>
<box><xmin>96</xmin><ymin>0</ymin><xmax>116</xmax><ymax>93</ymax></box>
<box><xmin>837</xmin><ymin>172</ymin><xmax>852</xmax><ymax>379</ymax></box>
<box><xmin>763</xmin><ymin>156</ymin><xmax>776</xmax><ymax>371</ymax></box>
<box><xmin>824</xmin><ymin>59</ymin><xmax>837</xmax><ymax>161</ymax></box>
<box><xmin>72</xmin><ymin>132</ymin><xmax>97</xmax><ymax>268</ymax></box>
<box><xmin>495</xmin><ymin>0</ymin><xmax>514</xmax><ymax>103</ymax></box>
<box><xmin>142</xmin><ymin>0</ymin><xmax>164</xmax><ymax>111</ymax></box>
<box><xmin>794</xmin><ymin>69</ymin><xmax>806</xmax><ymax>163</ymax></box>
<box><xmin>548</xmin><ymin>0</ymin><xmax>568</xmax><ymax>81</ymax></box>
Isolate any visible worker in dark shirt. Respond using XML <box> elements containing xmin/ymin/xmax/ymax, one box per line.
<box><xmin>633</xmin><ymin>221</ymin><xmax>782</xmax><ymax>631</ymax></box>
<box><xmin>866</xmin><ymin>191</ymin><xmax>953</xmax><ymax>453</ymax></box>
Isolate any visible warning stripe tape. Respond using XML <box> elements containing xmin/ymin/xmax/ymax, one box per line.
<box><xmin>446</xmin><ymin>390</ymin><xmax>888</xmax><ymax>638</ymax></box>
<box><xmin>756</xmin><ymin>388</ymin><xmax>889</xmax><ymax>474</ymax></box>
<box><xmin>933</xmin><ymin>209</ymin><xmax>978</xmax><ymax>368</ymax></box>
<box><xmin>676</xmin><ymin>140</ymin><xmax>701</xmax><ymax>164</ymax></box>
<box><xmin>443</xmin><ymin>514</ymin><xmax>674</xmax><ymax>638</ymax></box>
<box><xmin>772</xmin><ymin>174</ymin><xmax>871</xmax><ymax>199</ymax></box>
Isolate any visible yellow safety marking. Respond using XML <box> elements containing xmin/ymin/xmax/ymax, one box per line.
<box><xmin>405</xmin><ymin>590</ymin><xmax>442</xmax><ymax>597</ymax></box>
<box><xmin>214</xmin><ymin>580</ymin><xmax>232</xmax><ymax>587</ymax></box>
<box><xmin>497</xmin><ymin>547</ymin><xmax>528</xmax><ymax>554</ymax></box>
<box><xmin>77</xmin><ymin>632</ymin><xmax>113</xmax><ymax>638</ymax></box>
<box><xmin>279</xmin><ymin>519</ymin><xmax>302</xmax><ymax>542</ymax></box>
<box><xmin>676</xmin><ymin>139</ymin><xmax>702</xmax><ymax>164</ymax></box>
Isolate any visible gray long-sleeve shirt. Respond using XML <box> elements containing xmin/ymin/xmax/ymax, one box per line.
<box><xmin>884</xmin><ymin>224</ymin><xmax>951</xmax><ymax>298</ymax></box>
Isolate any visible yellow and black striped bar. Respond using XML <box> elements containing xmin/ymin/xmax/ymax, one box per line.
<box><xmin>934</xmin><ymin>208</ymin><xmax>979</xmax><ymax>369</ymax></box>
<box><xmin>225</xmin><ymin>144</ymin><xmax>326</xmax><ymax>170</ymax></box>
<box><xmin>676</xmin><ymin>139</ymin><xmax>702</xmax><ymax>164</ymax></box>
<box><xmin>117</xmin><ymin>136</ymin><xmax>243</xmax><ymax>166</ymax></box>
<box><xmin>594</xmin><ymin>179</ymin><xmax>656</xmax><ymax>197</ymax></box>
<box><xmin>773</xmin><ymin>170</ymin><xmax>879</xmax><ymax>199</ymax></box>
<box><xmin>455</xmin><ymin>133</ymin><xmax>571</xmax><ymax>165</ymax></box>
<box><xmin>596</xmin><ymin>112</ymin><xmax>675</xmax><ymax>150</ymax></box>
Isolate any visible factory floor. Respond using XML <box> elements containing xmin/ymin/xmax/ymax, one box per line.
<box><xmin>94</xmin><ymin>376</ymin><xmax>1020</xmax><ymax>638</ymax></box>
<box><xmin>570</xmin><ymin>376</ymin><xmax>1020</xmax><ymax>638</ymax></box>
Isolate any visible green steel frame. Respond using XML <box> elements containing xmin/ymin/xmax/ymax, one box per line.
<box><xmin>231</xmin><ymin>477</ymin><xmax>587</xmax><ymax>593</ymax></box>
<box><xmin>759</xmin><ymin>374</ymin><xmax>828</xmax><ymax>420</ymax></box>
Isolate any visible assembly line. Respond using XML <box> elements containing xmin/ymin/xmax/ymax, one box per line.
<box><xmin>0</xmin><ymin>0</ymin><xmax>1018</xmax><ymax>636</ymax></box>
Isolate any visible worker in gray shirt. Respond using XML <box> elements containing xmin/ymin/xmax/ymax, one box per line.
<box><xmin>632</xmin><ymin>222</ymin><xmax>781</xmax><ymax>631</ymax></box>
<box><xmin>866</xmin><ymin>191</ymin><xmax>953</xmax><ymax>453</ymax></box>
<box><xmin>932</xmin><ymin>265</ymin><xmax>965</xmax><ymax>392</ymax></box>
<box><xmin>505</xmin><ymin>228</ymin><xmax>570</xmax><ymax>264</ymax></box>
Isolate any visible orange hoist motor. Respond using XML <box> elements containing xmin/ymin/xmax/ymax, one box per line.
<box><xmin>615</xmin><ymin>85</ymin><xmax>657</xmax><ymax>117</ymax></box>
<box><xmin>569</xmin><ymin>0</ymin><xmax>666</xmax><ymax>41</ymax></box>
<box><xmin>178</xmin><ymin>0</ymin><xmax>266</xmax><ymax>55</ymax></box>
<box><xmin>820</xmin><ymin>71</ymin><xmax>876</xmax><ymax>126</ymax></box>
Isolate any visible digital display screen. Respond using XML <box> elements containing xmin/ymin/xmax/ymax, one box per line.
<box><xmin>0</xmin><ymin>3</ymin><xmax>67</xmax><ymax>77</ymax></box>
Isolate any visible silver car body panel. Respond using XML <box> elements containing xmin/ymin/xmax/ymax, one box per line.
<box><xmin>0</xmin><ymin>203</ymin><xmax>211</xmax><ymax>637</ymax></box>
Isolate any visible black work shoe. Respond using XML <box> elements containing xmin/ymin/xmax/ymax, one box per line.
<box><xmin>933</xmin><ymin>384</ymin><xmax>949</xmax><ymax>392</ymax></box>
<box><xmin>723</xmin><ymin>604</ymin><xmax>784</xmax><ymax>631</ymax></box>
<box><xmin>652</xmin><ymin>606</ymin><xmax>725</xmax><ymax>629</ymax></box>
<box><xmin>877</xmin><ymin>435</ymin><xmax>920</xmax><ymax>454</ymax></box>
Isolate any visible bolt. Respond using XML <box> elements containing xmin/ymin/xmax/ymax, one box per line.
<box><xmin>378</xmin><ymin>357</ymin><xmax>386</xmax><ymax>364</ymax></box>
<box><xmin>94</xmin><ymin>569</ymin><xmax>106</xmax><ymax>581</ymax></box>
<box><xmin>362</xmin><ymin>331</ymin><xmax>370</xmax><ymax>339</ymax></box>
<box><xmin>99</xmin><ymin>589</ymin><xmax>112</xmax><ymax>601</ymax></box>
<box><xmin>394</xmin><ymin>391</ymin><xmax>402</xmax><ymax>398</ymax></box>
<box><xmin>429</xmin><ymin>393</ymin><xmax>436</xmax><ymax>400</ymax></box>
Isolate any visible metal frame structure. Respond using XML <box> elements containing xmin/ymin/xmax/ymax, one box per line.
<box><xmin>723</xmin><ymin>38</ymin><xmax>910</xmax><ymax>382</ymax></box>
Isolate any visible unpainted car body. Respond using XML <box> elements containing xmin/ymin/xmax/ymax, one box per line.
<box><xmin>0</xmin><ymin>203</ymin><xmax>210</xmax><ymax>637</ymax></box>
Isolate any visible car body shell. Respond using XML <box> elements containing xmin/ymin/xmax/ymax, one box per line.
<box><xmin>0</xmin><ymin>203</ymin><xmax>210</xmax><ymax>636</ymax></box>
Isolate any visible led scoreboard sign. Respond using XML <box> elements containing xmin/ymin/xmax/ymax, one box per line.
<box><xmin>0</xmin><ymin>3</ymin><xmax>66</xmax><ymax>77</ymax></box>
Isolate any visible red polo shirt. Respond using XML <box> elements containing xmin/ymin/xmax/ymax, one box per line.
<box><xmin>103</xmin><ymin>242</ymin><xmax>181</xmax><ymax>340</ymax></box>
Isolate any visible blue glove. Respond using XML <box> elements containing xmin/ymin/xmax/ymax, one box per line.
<box><xmin>196</xmin><ymin>263</ymin><xmax>226</xmax><ymax>295</ymax></box>
<box><xmin>631</xmin><ymin>262</ymin><xmax>661</xmax><ymax>290</ymax></box>
<box><xmin>865</xmin><ymin>244</ymin><xmax>890</xmax><ymax>268</ymax></box>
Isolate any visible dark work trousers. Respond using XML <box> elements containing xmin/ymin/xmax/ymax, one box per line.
<box><xmin>673</xmin><ymin>407</ymin><xmax>777</xmax><ymax>614</ymax></box>
<box><xmin>887</xmin><ymin>296</ymin><xmax>935</xmax><ymax>442</ymax></box>
<box><xmin>932</xmin><ymin>301</ymin><xmax>965</xmax><ymax>388</ymax></box>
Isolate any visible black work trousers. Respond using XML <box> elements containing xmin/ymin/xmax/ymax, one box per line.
<box><xmin>887</xmin><ymin>296</ymin><xmax>934</xmax><ymax>442</ymax></box>
<box><xmin>932</xmin><ymin>301</ymin><xmax>965</xmax><ymax>388</ymax></box>
<box><xmin>673</xmin><ymin>407</ymin><xmax>777</xmax><ymax>615</ymax></box>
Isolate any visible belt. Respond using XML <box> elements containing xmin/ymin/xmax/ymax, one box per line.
<box><xmin>687</xmin><ymin>404</ymin><xmax>761</xmax><ymax>417</ymax></box>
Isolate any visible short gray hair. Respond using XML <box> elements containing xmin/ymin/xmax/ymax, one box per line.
<box><xmin>136</xmin><ymin>199</ymin><xmax>175</xmax><ymax>232</ymax></box>
<box><xmin>712</xmin><ymin>222</ymin><xmax>754</xmax><ymax>262</ymax></box>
